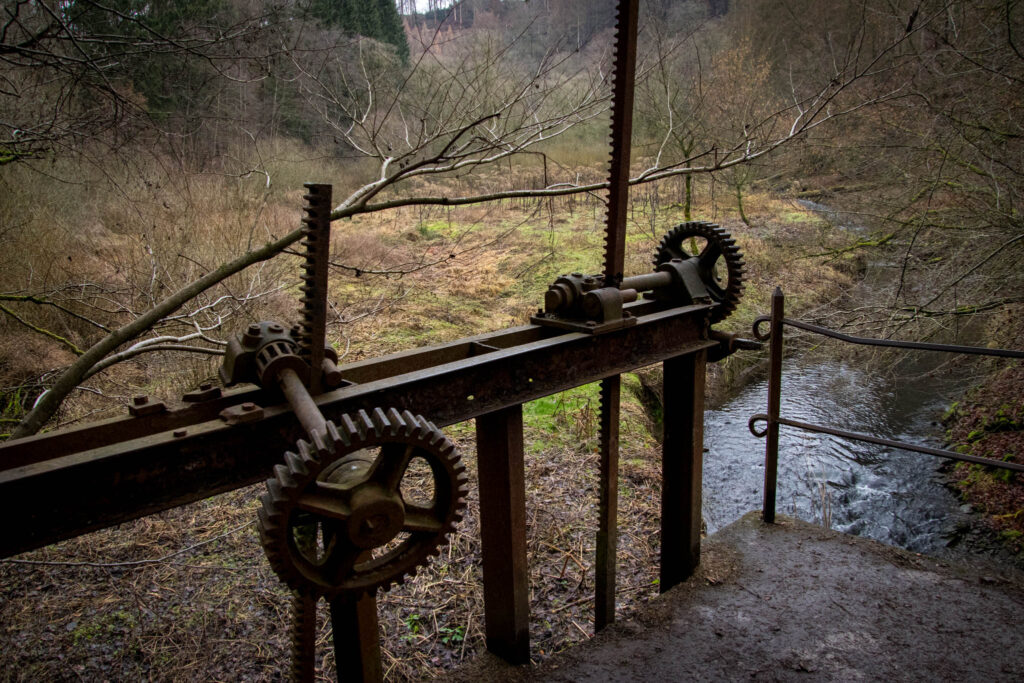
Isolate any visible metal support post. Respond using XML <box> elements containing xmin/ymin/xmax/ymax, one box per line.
<box><xmin>595</xmin><ymin>375</ymin><xmax>620</xmax><ymax>631</ymax></box>
<box><xmin>660</xmin><ymin>350</ymin><xmax>706</xmax><ymax>591</ymax></box>
<box><xmin>763</xmin><ymin>287</ymin><xmax>784</xmax><ymax>523</ymax></box>
<box><xmin>329</xmin><ymin>592</ymin><xmax>382</xmax><ymax>682</ymax></box>
<box><xmin>476</xmin><ymin>405</ymin><xmax>530</xmax><ymax>664</ymax></box>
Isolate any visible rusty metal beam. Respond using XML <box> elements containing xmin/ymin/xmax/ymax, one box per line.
<box><xmin>329</xmin><ymin>592</ymin><xmax>382</xmax><ymax>681</ymax></box>
<box><xmin>0</xmin><ymin>305</ymin><xmax>713</xmax><ymax>559</ymax></box>
<box><xmin>659</xmin><ymin>350</ymin><xmax>706</xmax><ymax>591</ymax></box>
<box><xmin>476</xmin><ymin>405</ymin><xmax>530</xmax><ymax>664</ymax></box>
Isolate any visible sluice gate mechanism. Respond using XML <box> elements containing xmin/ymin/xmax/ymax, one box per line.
<box><xmin>0</xmin><ymin>1</ymin><xmax>760</xmax><ymax>679</ymax></box>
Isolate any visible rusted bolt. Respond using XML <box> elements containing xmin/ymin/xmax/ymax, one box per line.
<box><xmin>268</xmin><ymin>323</ymin><xmax>284</xmax><ymax>334</ymax></box>
<box><xmin>242</xmin><ymin>402</ymin><xmax>257</xmax><ymax>412</ymax></box>
<box><xmin>173</xmin><ymin>429</ymin><xmax>188</xmax><ymax>438</ymax></box>
<box><xmin>571</xmin><ymin>272</ymin><xmax>583</xmax><ymax>278</ymax></box>
<box><xmin>199</xmin><ymin>383</ymin><xmax>212</xmax><ymax>391</ymax></box>
<box><xmin>247</xmin><ymin>324</ymin><xmax>261</xmax><ymax>336</ymax></box>
<box><xmin>133</xmin><ymin>396</ymin><xmax>148</xmax><ymax>406</ymax></box>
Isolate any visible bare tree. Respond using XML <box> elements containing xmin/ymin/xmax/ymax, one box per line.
<box><xmin>7</xmin><ymin>2</ymin><xmax>931</xmax><ymax>439</ymax></box>
<box><xmin>0</xmin><ymin>0</ymin><xmax>290</xmax><ymax>166</ymax></box>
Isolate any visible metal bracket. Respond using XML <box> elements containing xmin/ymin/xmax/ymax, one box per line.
<box><xmin>128</xmin><ymin>396</ymin><xmax>167</xmax><ymax>417</ymax></box>
<box><xmin>219</xmin><ymin>402</ymin><xmax>265</xmax><ymax>425</ymax></box>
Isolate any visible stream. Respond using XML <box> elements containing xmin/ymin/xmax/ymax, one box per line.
<box><xmin>702</xmin><ymin>358</ymin><xmax>972</xmax><ymax>555</ymax></box>
<box><xmin>702</xmin><ymin>199</ymin><xmax>974</xmax><ymax>557</ymax></box>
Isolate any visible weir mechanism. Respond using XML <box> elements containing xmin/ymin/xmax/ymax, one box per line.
<box><xmin>0</xmin><ymin>1</ymin><xmax>759</xmax><ymax>679</ymax></box>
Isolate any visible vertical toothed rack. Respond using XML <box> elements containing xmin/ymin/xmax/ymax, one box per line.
<box><xmin>299</xmin><ymin>183</ymin><xmax>331</xmax><ymax>395</ymax></box>
<box><xmin>596</xmin><ymin>0</ymin><xmax>639</xmax><ymax>632</ymax></box>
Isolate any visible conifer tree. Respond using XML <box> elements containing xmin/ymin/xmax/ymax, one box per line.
<box><xmin>307</xmin><ymin>0</ymin><xmax>409</xmax><ymax>61</ymax></box>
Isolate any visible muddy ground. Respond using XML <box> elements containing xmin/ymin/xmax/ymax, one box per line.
<box><xmin>450</xmin><ymin>512</ymin><xmax>1024</xmax><ymax>682</ymax></box>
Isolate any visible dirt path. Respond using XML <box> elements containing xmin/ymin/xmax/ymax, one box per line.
<box><xmin>450</xmin><ymin>512</ymin><xmax>1024</xmax><ymax>681</ymax></box>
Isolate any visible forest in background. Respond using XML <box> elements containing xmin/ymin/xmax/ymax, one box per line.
<box><xmin>1</xmin><ymin>0</ymin><xmax>1023</xmax><ymax>677</ymax></box>
<box><xmin>2</xmin><ymin>0</ymin><xmax>1020</xmax><ymax>433</ymax></box>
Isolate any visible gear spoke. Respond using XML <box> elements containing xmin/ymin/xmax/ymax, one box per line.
<box><xmin>698</xmin><ymin>244</ymin><xmax>721</xmax><ymax>272</ymax></box>
<box><xmin>403</xmin><ymin>506</ymin><xmax>445</xmax><ymax>533</ymax></box>
<box><xmin>368</xmin><ymin>442</ymin><xmax>414</xmax><ymax>491</ymax></box>
<box><xmin>295</xmin><ymin>486</ymin><xmax>352</xmax><ymax>522</ymax></box>
<box><xmin>322</xmin><ymin>539</ymin><xmax>362</xmax><ymax>585</ymax></box>
<box><xmin>654</xmin><ymin>221</ymin><xmax>745</xmax><ymax>324</ymax></box>
<box><xmin>258</xmin><ymin>407</ymin><xmax>466</xmax><ymax>597</ymax></box>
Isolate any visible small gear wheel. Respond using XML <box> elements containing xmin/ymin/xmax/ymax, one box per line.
<box><xmin>654</xmin><ymin>221</ymin><xmax>745</xmax><ymax>323</ymax></box>
<box><xmin>258</xmin><ymin>407</ymin><xmax>467</xmax><ymax>597</ymax></box>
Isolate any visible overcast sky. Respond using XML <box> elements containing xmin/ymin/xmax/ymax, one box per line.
<box><xmin>403</xmin><ymin>1</ymin><xmax>456</xmax><ymax>13</ymax></box>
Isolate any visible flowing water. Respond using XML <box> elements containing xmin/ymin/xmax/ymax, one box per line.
<box><xmin>702</xmin><ymin>358</ymin><xmax>971</xmax><ymax>554</ymax></box>
<box><xmin>703</xmin><ymin>199</ymin><xmax>979</xmax><ymax>554</ymax></box>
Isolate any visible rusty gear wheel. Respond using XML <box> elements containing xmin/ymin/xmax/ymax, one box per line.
<box><xmin>257</xmin><ymin>407</ymin><xmax>467</xmax><ymax>597</ymax></box>
<box><xmin>654</xmin><ymin>221</ymin><xmax>745</xmax><ymax>323</ymax></box>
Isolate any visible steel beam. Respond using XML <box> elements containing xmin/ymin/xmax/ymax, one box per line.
<box><xmin>329</xmin><ymin>592</ymin><xmax>382</xmax><ymax>681</ymax></box>
<box><xmin>659</xmin><ymin>350</ymin><xmax>706</xmax><ymax>591</ymax></box>
<box><xmin>0</xmin><ymin>304</ymin><xmax>713</xmax><ymax>559</ymax></box>
<box><xmin>476</xmin><ymin>405</ymin><xmax>530</xmax><ymax>664</ymax></box>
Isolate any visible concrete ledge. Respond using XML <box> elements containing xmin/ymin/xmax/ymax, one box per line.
<box><xmin>448</xmin><ymin>512</ymin><xmax>1024</xmax><ymax>681</ymax></box>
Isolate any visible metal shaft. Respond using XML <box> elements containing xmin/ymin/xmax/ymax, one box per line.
<box><xmin>621</xmin><ymin>270</ymin><xmax>673</xmax><ymax>293</ymax></box>
<box><xmin>278</xmin><ymin>367</ymin><xmax>328</xmax><ymax>440</ymax></box>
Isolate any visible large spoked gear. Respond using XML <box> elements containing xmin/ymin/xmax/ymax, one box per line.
<box><xmin>654</xmin><ymin>221</ymin><xmax>745</xmax><ymax>324</ymax></box>
<box><xmin>257</xmin><ymin>407</ymin><xmax>468</xmax><ymax>597</ymax></box>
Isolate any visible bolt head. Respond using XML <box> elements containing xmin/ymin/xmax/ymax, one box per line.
<box><xmin>268</xmin><ymin>323</ymin><xmax>284</xmax><ymax>334</ymax></box>
<box><xmin>173</xmin><ymin>429</ymin><xmax>187</xmax><ymax>438</ymax></box>
<box><xmin>133</xmin><ymin>396</ymin><xmax>148</xmax><ymax>406</ymax></box>
<box><xmin>247</xmin><ymin>324</ymin><xmax>261</xmax><ymax>335</ymax></box>
<box><xmin>242</xmin><ymin>402</ymin><xmax>256</xmax><ymax>411</ymax></box>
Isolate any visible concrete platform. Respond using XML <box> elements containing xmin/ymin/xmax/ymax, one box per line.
<box><xmin>450</xmin><ymin>513</ymin><xmax>1024</xmax><ymax>681</ymax></box>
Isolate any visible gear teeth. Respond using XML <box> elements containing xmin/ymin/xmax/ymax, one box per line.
<box><xmin>265</xmin><ymin>476</ymin><xmax>286</xmax><ymax>504</ymax></box>
<box><xmin>259</xmin><ymin>407</ymin><xmax>465</xmax><ymax>597</ymax></box>
<box><xmin>355</xmin><ymin>409</ymin><xmax>374</xmax><ymax>438</ymax></box>
<box><xmin>296</xmin><ymin>439</ymin><xmax>318</xmax><ymax>464</ymax></box>
<box><xmin>400</xmin><ymin>409</ymin><xmax>420</xmax><ymax>435</ymax></box>
<box><xmin>274</xmin><ymin>463</ymin><xmax>300</xmax><ymax>492</ymax></box>
<box><xmin>309</xmin><ymin>430</ymin><xmax>328</xmax><ymax>457</ymax></box>
<box><xmin>653</xmin><ymin>221</ymin><xmax>746</xmax><ymax>323</ymax></box>
<box><xmin>259</xmin><ymin>491</ymin><xmax>284</xmax><ymax>521</ymax></box>
<box><xmin>340</xmin><ymin>413</ymin><xmax>359</xmax><ymax>440</ymax></box>
<box><xmin>385</xmin><ymin>407</ymin><xmax>406</xmax><ymax>434</ymax></box>
<box><xmin>371</xmin><ymin>407</ymin><xmax>391</xmax><ymax>435</ymax></box>
<box><xmin>321</xmin><ymin>421</ymin><xmax>342</xmax><ymax>451</ymax></box>
<box><xmin>284</xmin><ymin>450</ymin><xmax>310</xmax><ymax>478</ymax></box>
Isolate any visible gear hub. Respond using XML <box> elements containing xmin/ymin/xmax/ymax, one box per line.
<box><xmin>654</xmin><ymin>221</ymin><xmax>745</xmax><ymax>323</ymax></box>
<box><xmin>257</xmin><ymin>407</ymin><xmax>467</xmax><ymax>597</ymax></box>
